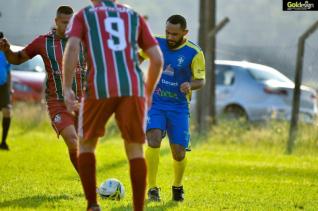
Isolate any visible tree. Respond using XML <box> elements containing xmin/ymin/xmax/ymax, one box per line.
<box><xmin>196</xmin><ymin>0</ymin><xmax>229</xmax><ymax>134</ymax></box>
<box><xmin>196</xmin><ymin>0</ymin><xmax>216</xmax><ymax>134</ymax></box>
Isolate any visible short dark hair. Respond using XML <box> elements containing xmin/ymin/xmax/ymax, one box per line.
<box><xmin>166</xmin><ymin>15</ymin><xmax>187</xmax><ymax>30</ymax></box>
<box><xmin>56</xmin><ymin>5</ymin><xmax>73</xmax><ymax>16</ymax></box>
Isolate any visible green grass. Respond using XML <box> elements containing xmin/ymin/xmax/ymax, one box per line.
<box><xmin>0</xmin><ymin>103</ymin><xmax>318</xmax><ymax>210</ymax></box>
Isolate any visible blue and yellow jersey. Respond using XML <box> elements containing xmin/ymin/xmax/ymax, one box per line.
<box><xmin>0</xmin><ymin>51</ymin><xmax>11</xmax><ymax>86</ymax></box>
<box><xmin>141</xmin><ymin>36</ymin><xmax>205</xmax><ymax>111</ymax></box>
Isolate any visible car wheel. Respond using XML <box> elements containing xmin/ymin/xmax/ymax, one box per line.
<box><xmin>222</xmin><ymin>105</ymin><xmax>248</xmax><ymax>121</ymax></box>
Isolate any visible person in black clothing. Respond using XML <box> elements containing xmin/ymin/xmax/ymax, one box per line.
<box><xmin>0</xmin><ymin>32</ymin><xmax>12</xmax><ymax>150</ymax></box>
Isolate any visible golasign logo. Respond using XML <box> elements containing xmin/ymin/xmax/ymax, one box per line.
<box><xmin>283</xmin><ymin>0</ymin><xmax>317</xmax><ymax>11</ymax></box>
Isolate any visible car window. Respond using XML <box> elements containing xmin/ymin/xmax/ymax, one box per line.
<box><xmin>216</xmin><ymin>66</ymin><xmax>235</xmax><ymax>86</ymax></box>
<box><xmin>11</xmin><ymin>55</ymin><xmax>44</xmax><ymax>72</ymax></box>
<box><xmin>248</xmin><ymin>67</ymin><xmax>291</xmax><ymax>83</ymax></box>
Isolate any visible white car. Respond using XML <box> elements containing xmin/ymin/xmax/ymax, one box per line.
<box><xmin>193</xmin><ymin>60</ymin><xmax>317</xmax><ymax>123</ymax></box>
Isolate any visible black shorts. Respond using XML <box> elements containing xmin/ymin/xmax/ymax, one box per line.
<box><xmin>0</xmin><ymin>83</ymin><xmax>11</xmax><ymax>109</ymax></box>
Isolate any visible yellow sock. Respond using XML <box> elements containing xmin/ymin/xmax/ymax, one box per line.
<box><xmin>173</xmin><ymin>157</ymin><xmax>187</xmax><ymax>187</ymax></box>
<box><xmin>145</xmin><ymin>146</ymin><xmax>160</xmax><ymax>188</ymax></box>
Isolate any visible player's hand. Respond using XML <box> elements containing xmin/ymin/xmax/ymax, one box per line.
<box><xmin>0</xmin><ymin>38</ymin><xmax>11</xmax><ymax>52</ymax></box>
<box><xmin>64</xmin><ymin>88</ymin><xmax>79</xmax><ymax>112</ymax></box>
<box><xmin>180</xmin><ymin>82</ymin><xmax>191</xmax><ymax>94</ymax></box>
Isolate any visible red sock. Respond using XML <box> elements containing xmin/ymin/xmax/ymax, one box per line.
<box><xmin>79</xmin><ymin>152</ymin><xmax>97</xmax><ymax>206</ymax></box>
<box><xmin>69</xmin><ymin>150</ymin><xmax>79</xmax><ymax>173</ymax></box>
<box><xmin>129</xmin><ymin>158</ymin><xmax>147</xmax><ymax>211</ymax></box>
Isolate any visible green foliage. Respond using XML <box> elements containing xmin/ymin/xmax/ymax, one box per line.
<box><xmin>0</xmin><ymin>104</ymin><xmax>318</xmax><ymax>210</ymax></box>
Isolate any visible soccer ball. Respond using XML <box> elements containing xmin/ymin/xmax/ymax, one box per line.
<box><xmin>98</xmin><ymin>178</ymin><xmax>125</xmax><ymax>200</ymax></box>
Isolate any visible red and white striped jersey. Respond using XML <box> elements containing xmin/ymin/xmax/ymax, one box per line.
<box><xmin>24</xmin><ymin>30</ymin><xmax>86</xmax><ymax>101</ymax></box>
<box><xmin>66</xmin><ymin>0</ymin><xmax>157</xmax><ymax>99</ymax></box>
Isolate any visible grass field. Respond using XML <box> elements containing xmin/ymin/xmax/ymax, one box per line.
<box><xmin>0</xmin><ymin>103</ymin><xmax>318</xmax><ymax>210</ymax></box>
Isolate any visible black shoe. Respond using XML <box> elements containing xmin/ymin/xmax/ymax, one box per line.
<box><xmin>148</xmin><ymin>187</ymin><xmax>161</xmax><ymax>201</ymax></box>
<box><xmin>87</xmin><ymin>203</ymin><xmax>101</xmax><ymax>211</ymax></box>
<box><xmin>0</xmin><ymin>143</ymin><xmax>9</xmax><ymax>151</ymax></box>
<box><xmin>172</xmin><ymin>186</ymin><xmax>184</xmax><ymax>201</ymax></box>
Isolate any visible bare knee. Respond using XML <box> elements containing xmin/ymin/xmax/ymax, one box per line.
<box><xmin>61</xmin><ymin>126</ymin><xmax>78</xmax><ymax>151</ymax></box>
<box><xmin>79</xmin><ymin>138</ymin><xmax>98</xmax><ymax>153</ymax></box>
<box><xmin>146</xmin><ymin>129</ymin><xmax>162</xmax><ymax>148</ymax></box>
<box><xmin>171</xmin><ymin>144</ymin><xmax>186</xmax><ymax>161</ymax></box>
<box><xmin>124</xmin><ymin>142</ymin><xmax>143</xmax><ymax>160</ymax></box>
<box><xmin>64</xmin><ymin>134</ymin><xmax>78</xmax><ymax>150</ymax></box>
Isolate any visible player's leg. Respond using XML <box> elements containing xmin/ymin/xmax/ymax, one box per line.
<box><xmin>78</xmin><ymin>98</ymin><xmax>116</xmax><ymax>211</ymax></box>
<box><xmin>0</xmin><ymin>107</ymin><xmax>11</xmax><ymax>150</ymax></box>
<box><xmin>60</xmin><ymin>125</ymin><xmax>79</xmax><ymax>172</ymax></box>
<box><xmin>124</xmin><ymin>141</ymin><xmax>146</xmax><ymax>211</ymax></box>
<box><xmin>145</xmin><ymin>107</ymin><xmax>166</xmax><ymax>201</ymax></box>
<box><xmin>170</xmin><ymin>143</ymin><xmax>187</xmax><ymax>201</ymax></box>
<box><xmin>167</xmin><ymin>111</ymin><xmax>190</xmax><ymax>201</ymax></box>
<box><xmin>115</xmin><ymin>96</ymin><xmax>147</xmax><ymax>211</ymax></box>
<box><xmin>0</xmin><ymin>83</ymin><xmax>11</xmax><ymax>150</ymax></box>
<box><xmin>78</xmin><ymin>137</ymin><xmax>99</xmax><ymax>211</ymax></box>
<box><xmin>48</xmin><ymin>101</ymin><xmax>79</xmax><ymax>172</ymax></box>
<box><xmin>145</xmin><ymin>129</ymin><xmax>163</xmax><ymax>200</ymax></box>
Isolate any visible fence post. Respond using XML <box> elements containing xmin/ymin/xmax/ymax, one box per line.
<box><xmin>287</xmin><ymin>20</ymin><xmax>318</xmax><ymax>154</ymax></box>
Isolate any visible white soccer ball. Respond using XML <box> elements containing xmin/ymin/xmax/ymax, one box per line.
<box><xmin>98</xmin><ymin>178</ymin><xmax>125</xmax><ymax>200</ymax></box>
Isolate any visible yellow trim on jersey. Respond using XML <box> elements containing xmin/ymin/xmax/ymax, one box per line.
<box><xmin>187</xmin><ymin>49</ymin><xmax>205</xmax><ymax>104</ymax></box>
<box><xmin>185</xmin><ymin>42</ymin><xmax>201</xmax><ymax>53</ymax></box>
<box><xmin>173</xmin><ymin>39</ymin><xmax>188</xmax><ymax>50</ymax></box>
<box><xmin>155</xmin><ymin>35</ymin><xmax>165</xmax><ymax>39</ymax></box>
<box><xmin>191</xmin><ymin>51</ymin><xmax>206</xmax><ymax>80</ymax></box>
<box><xmin>155</xmin><ymin>35</ymin><xmax>189</xmax><ymax>51</ymax></box>
<box><xmin>139</xmin><ymin>49</ymin><xmax>148</xmax><ymax>60</ymax></box>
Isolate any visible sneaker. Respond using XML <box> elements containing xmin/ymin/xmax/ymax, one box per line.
<box><xmin>172</xmin><ymin>186</ymin><xmax>184</xmax><ymax>201</ymax></box>
<box><xmin>0</xmin><ymin>143</ymin><xmax>9</xmax><ymax>151</ymax></box>
<box><xmin>147</xmin><ymin>187</ymin><xmax>161</xmax><ymax>201</ymax></box>
<box><xmin>87</xmin><ymin>203</ymin><xmax>101</xmax><ymax>211</ymax></box>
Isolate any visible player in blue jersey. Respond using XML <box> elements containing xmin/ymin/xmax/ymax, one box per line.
<box><xmin>140</xmin><ymin>15</ymin><xmax>205</xmax><ymax>202</ymax></box>
<box><xmin>0</xmin><ymin>49</ymin><xmax>11</xmax><ymax>150</ymax></box>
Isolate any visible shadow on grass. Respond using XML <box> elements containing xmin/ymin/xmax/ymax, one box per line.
<box><xmin>0</xmin><ymin>193</ymin><xmax>82</xmax><ymax>209</ymax></box>
<box><xmin>110</xmin><ymin>200</ymin><xmax>178</xmax><ymax>211</ymax></box>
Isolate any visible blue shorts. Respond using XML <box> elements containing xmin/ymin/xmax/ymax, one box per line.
<box><xmin>146</xmin><ymin>107</ymin><xmax>190</xmax><ymax>148</ymax></box>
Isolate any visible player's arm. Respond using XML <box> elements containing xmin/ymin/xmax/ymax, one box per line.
<box><xmin>190</xmin><ymin>78</ymin><xmax>205</xmax><ymax>90</ymax></box>
<box><xmin>0</xmin><ymin>38</ymin><xmax>30</xmax><ymax>65</ymax></box>
<box><xmin>144</xmin><ymin>45</ymin><xmax>163</xmax><ymax>102</ymax></box>
<box><xmin>180</xmin><ymin>79</ymin><xmax>204</xmax><ymax>93</ymax></box>
<box><xmin>63</xmin><ymin>11</ymin><xmax>85</xmax><ymax>111</ymax></box>
<box><xmin>63</xmin><ymin>37</ymin><xmax>80</xmax><ymax>89</ymax></box>
<box><xmin>191</xmin><ymin>50</ymin><xmax>205</xmax><ymax>90</ymax></box>
<box><xmin>180</xmin><ymin>51</ymin><xmax>205</xmax><ymax>93</ymax></box>
<box><xmin>137</xmin><ymin>15</ymin><xmax>163</xmax><ymax>106</ymax></box>
<box><xmin>63</xmin><ymin>37</ymin><xmax>80</xmax><ymax>112</ymax></box>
